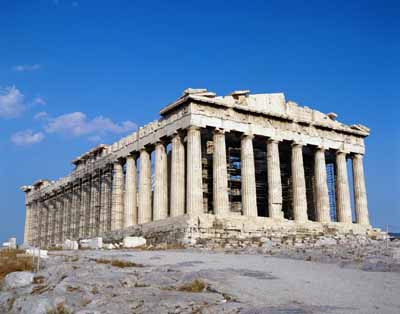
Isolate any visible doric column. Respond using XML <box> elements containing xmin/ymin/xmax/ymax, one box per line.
<box><xmin>314</xmin><ymin>147</ymin><xmax>331</xmax><ymax>223</ymax></box>
<box><xmin>72</xmin><ymin>182</ymin><xmax>81</xmax><ymax>239</ymax></box>
<box><xmin>100</xmin><ymin>169</ymin><xmax>112</xmax><ymax>233</ymax></box>
<box><xmin>170</xmin><ymin>132</ymin><xmax>185</xmax><ymax>217</ymax></box>
<box><xmin>291</xmin><ymin>142</ymin><xmax>308</xmax><ymax>222</ymax></box>
<box><xmin>23</xmin><ymin>202</ymin><xmax>32</xmax><ymax>244</ymax></box>
<box><xmin>352</xmin><ymin>154</ymin><xmax>370</xmax><ymax>225</ymax></box>
<box><xmin>124</xmin><ymin>155</ymin><xmax>137</xmax><ymax>227</ymax></box>
<box><xmin>267</xmin><ymin>138</ymin><xmax>283</xmax><ymax>219</ymax></box>
<box><xmin>80</xmin><ymin>179</ymin><xmax>91</xmax><ymax>237</ymax></box>
<box><xmin>186</xmin><ymin>126</ymin><xmax>203</xmax><ymax>215</ymax></box>
<box><xmin>154</xmin><ymin>142</ymin><xmax>168</xmax><ymax>220</ymax></box>
<box><xmin>111</xmin><ymin>161</ymin><xmax>124</xmax><ymax>230</ymax></box>
<box><xmin>56</xmin><ymin>194</ymin><xmax>64</xmax><ymax>244</ymax></box>
<box><xmin>90</xmin><ymin>175</ymin><xmax>101</xmax><ymax>236</ymax></box>
<box><xmin>138</xmin><ymin>149</ymin><xmax>152</xmax><ymax>224</ymax></box>
<box><xmin>50</xmin><ymin>197</ymin><xmax>56</xmax><ymax>246</ymax></box>
<box><xmin>241</xmin><ymin>134</ymin><xmax>257</xmax><ymax>216</ymax></box>
<box><xmin>64</xmin><ymin>188</ymin><xmax>73</xmax><ymax>240</ymax></box>
<box><xmin>213</xmin><ymin>129</ymin><xmax>230</xmax><ymax>216</ymax></box>
<box><xmin>335</xmin><ymin>151</ymin><xmax>352</xmax><ymax>223</ymax></box>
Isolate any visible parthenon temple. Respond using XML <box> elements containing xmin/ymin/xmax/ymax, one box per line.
<box><xmin>21</xmin><ymin>88</ymin><xmax>372</xmax><ymax>248</ymax></box>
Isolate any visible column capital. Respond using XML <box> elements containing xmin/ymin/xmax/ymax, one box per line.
<box><xmin>187</xmin><ymin>125</ymin><xmax>201</xmax><ymax>132</ymax></box>
<box><xmin>336</xmin><ymin>149</ymin><xmax>350</xmax><ymax>156</ymax></box>
<box><xmin>213</xmin><ymin>127</ymin><xmax>226</xmax><ymax>134</ymax></box>
<box><xmin>352</xmin><ymin>153</ymin><xmax>364</xmax><ymax>160</ymax></box>
<box><xmin>155</xmin><ymin>140</ymin><xmax>167</xmax><ymax>147</ymax></box>
<box><xmin>267</xmin><ymin>137</ymin><xmax>281</xmax><ymax>144</ymax></box>
<box><xmin>315</xmin><ymin>145</ymin><xmax>329</xmax><ymax>152</ymax></box>
<box><xmin>241</xmin><ymin>132</ymin><xmax>254</xmax><ymax>140</ymax></box>
<box><xmin>291</xmin><ymin>140</ymin><xmax>305</xmax><ymax>148</ymax></box>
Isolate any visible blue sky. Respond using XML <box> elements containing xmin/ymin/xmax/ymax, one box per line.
<box><xmin>1</xmin><ymin>0</ymin><xmax>399</xmax><ymax>242</ymax></box>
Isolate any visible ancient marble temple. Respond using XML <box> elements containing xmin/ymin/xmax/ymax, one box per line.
<box><xmin>21</xmin><ymin>88</ymin><xmax>371</xmax><ymax>247</ymax></box>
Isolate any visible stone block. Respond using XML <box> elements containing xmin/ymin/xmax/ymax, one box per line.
<box><xmin>4</xmin><ymin>271</ymin><xmax>34</xmax><ymax>289</ymax></box>
<box><xmin>63</xmin><ymin>239</ymin><xmax>79</xmax><ymax>250</ymax></box>
<box><xmin>122</xmin><ymin>236</ymin><xmax>146</xmax><ymax>248</ymax></box>
<box><xmin>80</xmin><ymin>237</ymin><xmax>103</xmax><ymax>249</ymax></box>
<box><xmin>26</xmin><ymin>248</ymin><xmax>48</xmax><ymax>259</ymax></box>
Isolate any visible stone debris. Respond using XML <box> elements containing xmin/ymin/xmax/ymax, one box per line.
<box><xmin>122</xmin><ymin>236</ymin><xmax>146</xmax><ymax>248</ymax></box>
<box><xmin>26</xmin><ymin>248</ymin><xmax>48</xmax><ymax>259</ymax></box>
<box><xmin>63</xmin><ymin>239</ymin><xmax>79</xmax><ymax>250</ymax></box>
<box><xmin>4</xmin><ymin>271</ymin><xmax>34</xmax><ymax>289</ymax></box>
<box><xmin>80</xmin><ymin>237</ymin><xmax>103</xmax><ymax>249</ymax></box>
<box><xmin>0</xmin><ymin>242</ymin><xmax>399</xmax><ymax>314</ymax></box>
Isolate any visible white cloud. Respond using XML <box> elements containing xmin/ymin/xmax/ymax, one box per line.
<box><xmin>11</xmin><ymin>130</ymin><xmax>45</xmax><ymax>146</ymax></box>
<box><xmin>44</xmin><ymin>112</ymin><xmax>137</xmax><ymax>139</ymax></box>
<box><xmin>12</xmin><ymin>64</ymin><xmax>41</xmax><ymax>72</ymax></box>
<box><xmin>0</xmin><ymin>86</ymin><xmax>25</xmax><ymax>118</ymax></box>
<box><xmin>32</xmin><ymin>96</ymin><xmax>46</xmax><ymax>106</ymax></box>
<box><xmin>34</xmin><ymin>111</ymin><xmax>49</xmax><ymax>120</ymax></box>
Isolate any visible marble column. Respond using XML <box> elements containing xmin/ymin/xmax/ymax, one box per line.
<box><xmin>213</xmin><ymin>129</ymin><xmax>230</xmax><ymax>216</ymax></box>
<box><xmin>314</xmin><ymin>147</ymin><xmax>331</xmax><ymax>223</ymax></box>
<box><xmin>241</xmin><ymin>134</ymin><xmax>257</xmax><ymax>216</ymax></box>
<box><xmin>267</xmin><ymin>138</ymin><xmax>283</xmax><ymax>219</ymax></box>
<box><xmin>80</xmin><ymin>180</ymin><xmax>91</xmax><ymax>237</ymax></box>
<box><xmin>335</xmin><ymin>151</ymin><xmax>352</xmax><ymax>223</ymax></box>
<box><xmin>138</xmin><ymin>149</ymin><xmax>152</xmax><ymax>224</ymax></box>
<box><xmin>111</xmin><ymin>161</ymin><xmax>124</xmax><ymax>230</ymax></box>
<box><xmin>352</xmin><ymin>154</ymin><xmax>370</xmax><ymax>225</ymax></box>
<box><xmin>124</xmin><ymin>155</ymin><xmax>137</xmax><ymax>227</ymax></box>
<box><xmin>154</xmin><ymin>142</ymin><xmax>168</xmax><ymax>220</ymax></box>
<box><xmin>90</xmin><ymin>175</ymin><xmax>101</xmax><ymax>236</ymax></box>
<box><xmin>23</xmin><ymin>203</ymin><xmax>32</xmax><ymax>244</ymax></box>
<box><xmin>186</xmin><ymin>126</ymin><xmax>203</xmax><ymax>215</ymax></box>
<box><xmin>291</xmin><ymin>143</ymin><xmax>308</xmax><ymax>222</ymax></box>
<box><xmin>170</xmin><ymin>132</ymin><xmax>185</xmax><ymax>217</ymax></box>
<box><xmin>100</xmin><ymin>170</ymin><xmax>112</xmax><ymax>233</ymax></box>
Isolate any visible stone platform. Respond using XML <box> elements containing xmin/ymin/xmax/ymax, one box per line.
<box><xmin>103</xmin><ymin>214</ymin><xmax>383</xmax><ymax>248</ymax></box>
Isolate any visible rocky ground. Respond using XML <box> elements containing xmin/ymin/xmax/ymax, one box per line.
<box><xmin>1</xmin><ymin>240</ymin><xmax>399</xmax><ymax>314</ymax></box>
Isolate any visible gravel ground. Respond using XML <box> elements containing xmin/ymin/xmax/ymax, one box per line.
<box><xmin>1</xmin><ymin>247</ymin><xmax>399</xmax><ymax>314</ymax></box>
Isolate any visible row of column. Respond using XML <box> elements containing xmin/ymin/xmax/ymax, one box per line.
<box><xmin>25</xmin><ymin>126</ymin><xmax>370</xmax><ymax>247</ymax></box>
<box><xmin>112</xmin><ymin>126</ymin><xmax>369</xmax><ymax>229</ymax></box>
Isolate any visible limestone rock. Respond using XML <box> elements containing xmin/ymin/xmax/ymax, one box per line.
<box><xmin>122</xmin><ymin>236</ymin><xmax>146</xmax><ymax>248</ymax></box>
<box><xmin>4</xmin><ymin>271</ymin><xmax>34</xmax><ymax>289</ymax></box>
<box><xmin>26</xmin><ymin>248</ymin><xmax>48</xmax><ymax>259</ymax></box>
<box><xmin>315</xmin><ymin>237</ymin><xmax>337</xmax><ymax>247</ymax></box>
<box><xmin>103</xmin><ymin>243</ymin><xmax>115</xmax><ymax>250</ymax></box>
<box><xmin>12</xmin><ymin>296</ymin><xmax>52</xmax><ymax>314</ymax></box>
<box><xmin>80</xmin><ymin>237</ymin><xmax>103</xmax><ymax>249</ymax></box>
<box><xmin>63</xmin><ymin>239</ymin><xmax>79</xmax><ymax>250</ymax></box>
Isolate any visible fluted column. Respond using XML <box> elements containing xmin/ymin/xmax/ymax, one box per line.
<box><xmin>186</xmin><ymin>126</ymin><xmax>203</xmax><ymax>215</ymax></box>
<box><xmin>111</xmin><ymin>161</ymin><xmax>124</xmax><ymax>230</ymax></box>
<box><xmin>352</xmin><ymin>154</ymin><xmax>370</xmax><ymax>225</ymax></box>
<box><xmin>170</xmin><ymin>132</ymin><xmax>185</xmax><ymax>216</ymax></box>
<box><xmin>314</xmin><ymin>147</ymin><xmax>331</xmax><ymax>223</ymax></box>
<box><xmin>138</xmin><ymin>149</ymin><xmax>152</xmax><ymax>224</ymax></box>
<box><xmin>124</xmin><ymin>155</ymin><xmax>137</xmax><ymax>227</ymax></box>
<box><xmin>23</xmin><ymin>203</ymin><xmax>31</xmax><ymax>244</ymax></box>
<box><xmin>154</xmin><ymin>142</ymin><xmax>168</xmax><ymax>220</ymax></box>
<box><xmin>241</xmin><ymin>134</ymin><xmax>257</xmax><ymax>216</ymax></box>
<box><xmin>335</xmin><ymin>151</ymin><xmax>352</xmax><ymax>223</ymax></box>
<box><xmin>100</xmin><ymin>170</ymin><xmax>112</xmax><ymax>233</ymax></box>
<box><xmin>213</xmin><ymin>129</ymin><xmax>230</xmax><ymax>216</ymax></box>
<box><xmin>291</xmin><ymin>143</ymin><xmax>308</xmax><ymax>222</ymax></box>
<box><xmin>267</xmin><ymin>138</ymin><xmax>283</xmax><ymax>219</ymax></box>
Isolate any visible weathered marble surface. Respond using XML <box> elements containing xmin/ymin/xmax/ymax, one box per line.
<box><xmin>1</xmin><ymin>242</ymin><xmax>399</xmax><ymax>314</ymax></box>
